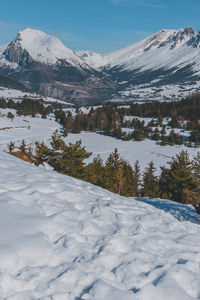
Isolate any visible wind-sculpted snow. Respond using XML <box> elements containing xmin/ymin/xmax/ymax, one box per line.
<box><xmin>0</xmin><ymin>151</ymin><xmax>200</xmax><ymax>299</ymax></box>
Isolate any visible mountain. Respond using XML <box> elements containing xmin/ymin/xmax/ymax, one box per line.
<box><xmin>2</xmin><ymin>27</ymin><xmax>200</xmax><ymax>103</ymax></box>
<box><xmin>0</xmin><ymin>149</ymin><xmax>200</xmax><ymax>299</ymax></box>
<box><xmin>78</xmin><ymin>27</ymin><xmax>200</xmax><ymax>101</ymax></box>
<box><xmin>0</xmin><ymin>28</ymin><xmax>114</xmax><ymax>104</ymax></box>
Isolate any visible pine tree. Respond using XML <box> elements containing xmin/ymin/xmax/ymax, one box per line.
<box><xmin>27</xmin><ymin>145</ymin><xmax>33</xmax><ymax>160</ymax></box>
<box><xmin>50</xmin><ymin>130</ymin><xmax>65</xmax><ymax>150</ymax></box>
<box><xmin>160</xmin><ymin>151</ymin><xmax>196</xmax><ymax>203</ymax></box>
<box><xmin>85</xmin><ymin>155</ymin><xmax>105</xmax><ymax>186</ymax></box>
<box><xmin>152</xmin><ymin>127</ymin><xmax>160</xmax><ymax>141</ymax></box>
<box><xmin>142</xmin><ymin>161</ymin><xmax>159</xmax><ymax>198</ymax></box>
<box><xmin>58</xmin><ymin>140</ymin><xmax>92</xmax><ymax>179</ymax></box>
<box><xmin>133</xmin><ymin>160</ymin><xmax>141</xmax><ymax>197</ymax></box>
<box><xmin>104</xmin><ymin>149</ymin><xmax>134</xmax><ymax>196</ymax></box>
<box><xmin>161</xmin><ymin>134</ymin><xmax>168</xmax><ymax>146</ymax></box>
<box><xmin>192</xmin><ymin>152</ymin><xmax>200</xmax><ymax>184</ymax></box>
<box><xmin>104</xmin><ymin>148</ymin><xmax>123</xmax><ymax>192</ymax></box>
<box><xmin>34</xmin><ymin>142</ymin><xmax>49</xmax><ymax>166</ymax></box>
<box><xmin>19</xmin><ymin>140</ymin><xmax>26</xmax><ymax>154</ymax></box>
<box><xmin>114</xmin><ymin>163</ymin><xmax>126</xmax><ymax>195</ymax></box>
<box><xmin>72</xmin><ymin>114</ymin><xmax>81</xmax><ymax>133</ymax></box>
<box><xmin>65</xmin><ymin>112</ymin><xmax>73</xmax><ymax>132</ymax></box>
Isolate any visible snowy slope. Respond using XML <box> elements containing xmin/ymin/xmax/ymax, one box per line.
<box><xmin>0</xmin><ymin>150</ymin><xmax>200</xmax><ymax>299</ymax></box>
<box><xmin>4</xmin><ymin>28</ymin><xmax>87</xmax><ymax>68</ymax></box>
<box><xmin>78</xmin><ymin>28</ymin><xmax>198</xmax><ymax>71</ymax></box>
<box><xmin>77</xmin><ymin>27</ymin><xmax>200</xmax><ymax>101</ymax></box>
<box><xmin>76</xmin><ymin>50</ymin><xmax>107</xmax><ymax>69</ymax></box>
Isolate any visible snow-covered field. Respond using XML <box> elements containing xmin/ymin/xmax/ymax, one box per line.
<box><xmin>0</xmin><ymin>86</ymin><xmax>71</xmax><ymax>105</ymax></box>
<box><xmin>0</xmin><ymin>108</ymin><xmax>198</xmax><ymax>173</ymax></box>
<box><xmin>65</xmin><ymin>132</ymin><xmax>199</xmax><ymax>172</ymax></box>
<box><xmin>0</xmin><ymin>150</ymin><xmax>200</xmax><ymax>299</ymax></box>
<box><xmin>0</xmin><ymin>108</ymin><xmax>59</xmax><ymax>149</ymax></box>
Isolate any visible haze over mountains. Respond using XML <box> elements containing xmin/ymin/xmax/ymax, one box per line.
<box><xmin>1</xmin><ymin>27</ymin><xmax>200</xmax><ymax>103</ymax></box>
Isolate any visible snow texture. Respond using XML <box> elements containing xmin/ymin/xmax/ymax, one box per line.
<box><xmin>17</xmin><ymin>28</ymin><xmax>86</xmax><ymax>67</ymax></box>
<box><xmin>0</xmin><ymin>150</ymin><xmax>200</xmax><ymax>299</ymax></box>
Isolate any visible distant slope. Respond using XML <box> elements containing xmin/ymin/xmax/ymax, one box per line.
<box><xmin>77</xmin><ymin>27</ymin><xmax>200</xmax><ymax>101</ymax></box>
<box><xmin>0</xmin><ymin>150</ymin><xmax>200</xmax><ymax>299</ymax></box>
<box><xmin>0</xmin><ymin>74</ymin><xmax>29</xmax><ymax>91</ymax></box>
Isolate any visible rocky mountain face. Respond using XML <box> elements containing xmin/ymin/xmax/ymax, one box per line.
<box><xmin>2</xmin><ymin>27</ymin><xmax>200</xmax><ymax>103</ymax></box>
<box><xmin>0</xmin><ymin>29</ymin><xmax>115</xmax><ymax>104</ymax></box>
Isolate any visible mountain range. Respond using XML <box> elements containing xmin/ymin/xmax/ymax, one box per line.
<box><xmin>1</xmin><ymin>27</ymin><xmax>200</xmax><ymax>103</ymax></box>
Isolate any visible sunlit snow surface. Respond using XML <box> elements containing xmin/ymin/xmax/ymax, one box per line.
<box><xmin>0</xmin><ymin>150</ymin><xmax>200</xmax><ymax>299</ymax></box>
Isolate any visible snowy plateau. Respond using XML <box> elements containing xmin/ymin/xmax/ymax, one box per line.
<box><xmin>2</xmin><ymin>27</ymin><xmax>200</xmax><ymax>103</ymax></box>
<box><xmin>0</xmin><ymin>110</ymin><xmax>200</xmax><ymax>299</ymax></box>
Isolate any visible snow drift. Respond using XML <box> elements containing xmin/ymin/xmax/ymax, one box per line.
<box><xmin>0</xmin><ymin>150</ymin><xmax>200</xmax><ymax>299</ymax></box>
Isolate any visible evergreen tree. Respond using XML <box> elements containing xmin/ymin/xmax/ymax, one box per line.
<box><xmin>85</xmin><ymin>155</ymin><xmax>105</xmax><ymax>186</ymax></box>
<box><xmin>104</xmin><ymin>149</ymin><xmax>134</xmax><ymax>196</ymax></box>
<box><xmin>50</xmin><ymin>130</ymin><xmax>65</xmax><ymax>150</ymax></box>
<box><xmin>56</xmin><ymin>140</ymin><xmax>91</xmax><ymax>179</ymax></box>
<box><xmin>72</xmin><ymin>114</ymin><xmax>81</xmax><ymax>134</ymax></box>
<box><xmin>142</xmin><ymin>161</ymin><xmax>159</xmax><ymax>198</ymax></box>
<box><xmin>104</xmin><ymin>148</ymin><xmax>123</xmax><ymax>192</ymax></box>
<box><xmin>161</xmin><ymin>134</ymin><xmax>168</xmax><ymax>146</ymax></box>
<box><xmin>19</xmin><ymin>140</ymin><xmax>26</xmax><ymax>154</ymax></box>
<box><xmin>34</xmin><ymin>142</ymin><xmax>48</xmax><ymax>166</ymax></box>
<box><xmin>160</xmin><ymin>151</ymin><xmax>196</xmax><ymax>203</ymax></box>
<box><xmin>65</xmin><ymin>112</ymin><xmax>73</xmax><ymax>132</ymax></box>
<box><xmin>133</xmin><ymin>160</ymin><xmax>141</xmax><ymax>197</ymax></box>
<box><xmin>152</xmin><ymin>127</ymin><xmax>160</xmax><ymax>141</ymax></box>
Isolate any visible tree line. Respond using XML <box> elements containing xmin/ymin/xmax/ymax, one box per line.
<box><xmin>0</xmin><ymin>98</ymin><xmax>52</xmax><ymax>117</ymax></box>
<box><xmin>8</xmin><ymin>131</ymin><xmax>200</xmax><ymax>214</ymax></box>
<box><xmin>53</xmin><ymin>93</ymin><xmax>200</xmax><ymax>147</ymax></box>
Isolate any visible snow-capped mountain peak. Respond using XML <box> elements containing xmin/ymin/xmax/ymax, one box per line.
<box><xmin>3</xmin><ymin>28</ymin><xmax>85</xmax><ymax>67</ymax></box>
<box><xmin>77</xmin><ymin>27</ymin><xmax>198</xmax><ymax>70</ymax></box>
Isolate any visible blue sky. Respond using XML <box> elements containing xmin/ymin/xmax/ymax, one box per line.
<box><xmin>0</xmin><ymin>0</ymin><xmax>200</xmax><ymax>53</ymax></box>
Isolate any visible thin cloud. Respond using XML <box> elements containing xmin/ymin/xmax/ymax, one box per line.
<box><xmin>109</xmin><ymin>0</ymin><xmax>165</xmax><ymax>8</ymax></box>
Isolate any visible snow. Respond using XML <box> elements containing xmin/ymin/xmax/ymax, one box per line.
<box><xmin>18</xmin><ymin>28</ymin><xmax>86</xmax><ymax>67</ymax></box>
<box><xmin>79</xmin><ymin>28</ymin><xmax>200</xmax><ymax>73</ymax></box>
<box><xmin>76</xmin><ymin>28</ymin><xmax>200</xmax><ymax>101</ymax></box>
<box><xmin>0</xmin><ymin>108</ymin><xmax>198</xmax><ymax>174</ymax></box>
<box><xmin>76</xmin><ymin>50</ymin><xmax>106</xmax><ymax>68</ymax></box>
<box><xmin>0</xmin><ymin>108</ymin><xmax>200</xmax><ymax>298</ymax></box>
<box><xmin>65</xmin><ymin>132</ymin><xmax>199</xmax><ymax>173</ymax></box>
<box><xmin>0</xmin><ymin>87</ymin><xmax>33</xmax><ymax>99</ymax></box>
<box><xmin>0</xmin><ymin>86</ymin><xmax>71</xmax><ymax>105</ymax></box>
<box><xmin>0</xmin><ymin>148</ymin><xmax>200</xmax><ymax>299</ymax></box>
<box><xmin>0</xmin><ymin>108</ymin><xmax>59</xmax><ymax>149</ymax></box>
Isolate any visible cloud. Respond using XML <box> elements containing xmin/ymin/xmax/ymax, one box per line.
<box><xmin>108</xmin><ymin>0</ymin><xmax>165</xmax><ymax>8</ymax></box>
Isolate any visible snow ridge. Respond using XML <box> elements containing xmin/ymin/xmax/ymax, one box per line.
<box><xmin>77</xmin><ymin>27</ymin><xmax>200</xmax><ymax>71</ymax></box>
<box><xmin>0</xmin><ymin>150</ymin><xmax>200</xmax><ymax>299</ymax></box>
